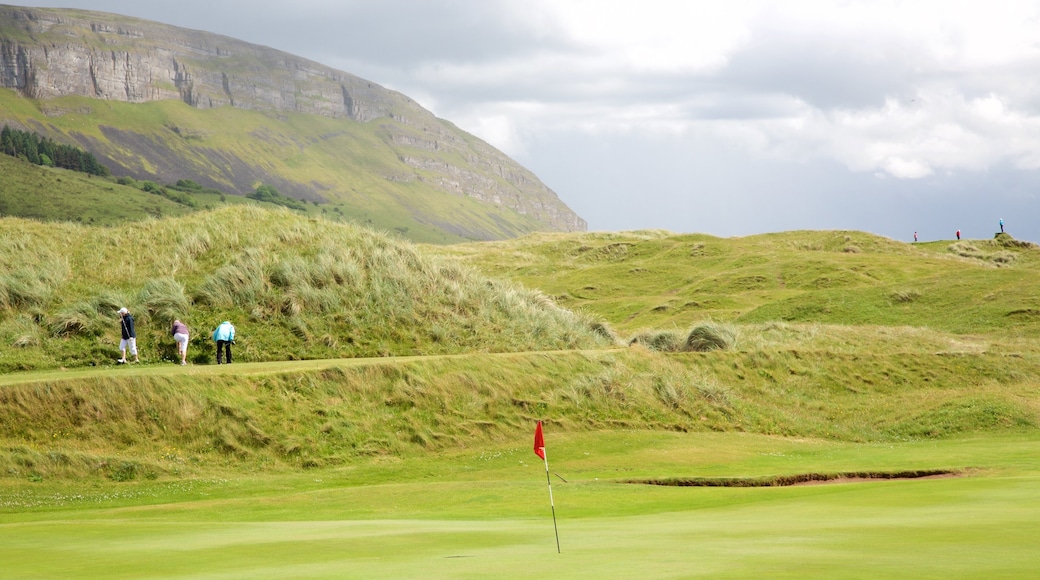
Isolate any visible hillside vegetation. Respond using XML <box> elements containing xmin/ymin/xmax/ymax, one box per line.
<box><xmin>2</xmin><ymin>222</ymin><xmax>1040</xmax><ymax>485</ymax></box>
<box><xmin>2</xmin><ymin>332</ymin><xmax>1038</xmax><ymax>482</ymax></box>
<box><xmin>429</xmin><ymin>229</ymin><xmax>1040</xmax><ymax>337</ymax></box>
<box><xmin>0</xmin><ymin>89</ymin><xmax>555</xmax><ymax>243</ymax></box>
<box><xmin>0</xmin><ymin>154</ymin><xmax>199</xmax><ymax>224</ymax></box>
<box><xmin>0</xmin><ymin>206</ymin><xmax>609</xmax><ymax>372</ymax></box>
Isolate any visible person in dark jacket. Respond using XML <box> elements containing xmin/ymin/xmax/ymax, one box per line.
<box><xmin>117</xmin><ymin>307</ymin><xmax>139</xmax><ymax>364</ymax></box>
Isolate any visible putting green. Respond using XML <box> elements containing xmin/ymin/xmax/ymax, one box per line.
<box><xmin>2</xmin><ymin>431</ymin><xmax>1038</xmax><ymax>578</ymax></box>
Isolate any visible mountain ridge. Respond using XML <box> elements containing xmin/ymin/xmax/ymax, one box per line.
<box><xmin>0</xmin><ymin>4</ymin><xmax>586</xmax><ymax>239</ymax></box>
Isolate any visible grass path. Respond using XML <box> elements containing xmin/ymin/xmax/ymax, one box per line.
<box><xmin>0</xmin><ymin>349</ymin><xmax>623</xmax><ymax>388</ymax></box>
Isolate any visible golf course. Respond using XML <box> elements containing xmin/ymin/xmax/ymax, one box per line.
<box><xmin>2</xmin><ymin>209</ymin><xmax>1040</xmax><ymax>578</ymax></box>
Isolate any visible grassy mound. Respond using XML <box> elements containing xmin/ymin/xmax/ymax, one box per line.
<box><xmin>627</xmin><ymin>322</ymin><xmax>736</xmax><ymax>352</ymax></box>
<box><xmin>0</xmin><ymin>206</ymin><xmax>609</xmax><ymax>371</ymax></box>
<box><xmin>430</xmin><ymin>229</ymin><xmax>1040</xmax><ymax>337</ymax></box>
<box><xmin>2</xmin><ymin>335</ymin><xmax>1039</xmax><ymax>482</ymax></box>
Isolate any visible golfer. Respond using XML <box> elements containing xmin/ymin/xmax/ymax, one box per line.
<box><xmin>171</xmin><ymin>319</ymin><xmax>190</xmax><ymax>365</ymax></box>
<box><xmin>117</xmin><ymin>307</ymin><xmax>139</xmax><ymax>364</ymax></box>
<box><xmin>212</xmin><ymin>320</ymin><xmax>236</xmax><ymax>364</ymax></box>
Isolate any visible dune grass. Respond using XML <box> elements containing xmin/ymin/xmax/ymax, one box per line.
<box><xmin>2</xmin><ymin>334</ymin><xmax>1038</xmax><ymax>482</ymax></box>
<box><xmin>428</xmin><ymin>229</ymin><xmax>1040</xmax><ymax>338</ymax></box>
<box><xmin>0</xmin><ymin>206</ymin><xmax>609</xmax><ymax>371</ymax></box>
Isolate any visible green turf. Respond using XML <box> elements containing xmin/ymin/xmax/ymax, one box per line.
<box><xmin>2</xmin><ymin>431</ymin><xmax>1037</xmax><ymax>578</ymax></box>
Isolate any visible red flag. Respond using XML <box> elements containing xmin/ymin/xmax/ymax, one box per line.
<box><xmin>533</xmin><ymin>421</ymin><xmax>546</xmax><ymax>460</ymax></box>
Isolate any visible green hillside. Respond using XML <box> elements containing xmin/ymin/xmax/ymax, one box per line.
<box><xmin>1</xmin><ymin>219</ymin><xmax>1038</xmax><ymax>479</ymax></box>
<box><xmin>0</xmin><ymin>89</ymin><xmax>555</xmax><ymax>243</ymax></box>
<box><xmin>0</xmin><ymin>153</ymin><xmax>197</xmax><ymax>224</ymax></box>
<box><xmin>429</xmin><ymin>229</ymin><xmax>1040</xmax><ymax>337</ymax></box>
<box><xmin>0</xmin><ymin>206</ymin><xmax>608</xmax><ymax>372</ymax></box>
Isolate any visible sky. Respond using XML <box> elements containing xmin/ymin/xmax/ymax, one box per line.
<box><xmin>18</xmin><ymin>0</ymin><xmax>1040</xmax><ymax>242</ymax></box>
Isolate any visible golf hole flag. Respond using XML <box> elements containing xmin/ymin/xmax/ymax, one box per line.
<box><xmin>534</xmin><ymin>420</ymin><xmax>546</xmax><ymax>460</ymax></box>
<box><xmin>533</xmin><ymin>420</ymin><xmax>560</xmax><ymax>552</ymax></box>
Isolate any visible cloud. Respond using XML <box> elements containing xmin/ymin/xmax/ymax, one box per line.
<box><xmin>406</xmin><ymin>0</ymin><xmax>1040</xmax><ymax>182</ymax></box>
<box><xmin>16</xmin><ymin>0</ymin><xmax>1040</xmax><ymax>240</ymax></box>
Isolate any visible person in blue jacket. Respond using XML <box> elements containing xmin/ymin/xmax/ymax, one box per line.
<box><xmin>999</xmin><ymin>218</ymin><xmax>1004</xmax><ymax>233</ymax></box>
<box><xmin>212</xmin><ymin>320</ymin><xmax>236</xmax><ymax>364</ymax></box>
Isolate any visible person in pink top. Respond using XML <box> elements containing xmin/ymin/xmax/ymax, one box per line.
<box><xmin>171</xmin><ymin>319</ymin><xmax>190</xmax><ymax>365</ymax></box>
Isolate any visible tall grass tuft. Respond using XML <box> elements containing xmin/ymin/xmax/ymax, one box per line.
<box><xmin>587</xmin><ymin>319</ymin><xmax>621</xmax><ymax>345</ymax></box>
<box><xmin>685</xmin><ymin>322</ymin><xmax>737</xmax><ymax>352</ymax></box>
<box><xmin>194</xmin><ymin>248</ymin><xmax>267</xmax><ymax>307</ymax></box>
<box><xmin>653</xmin><ymin>375</ymin><xmax>687</xmax><ymax>408</ymax></box>
<box><xmin>4</xmin><ymin>314</ymin><xmax>42</xmax><ymax>348</ymax></box>
<box><xmin>139</xmin><ymin>277</ymin><xmax>190</xmax><ymax>326</ymax></box>
<box><xmin>0</xmin><ymin>273</ymin><xmax>52</xmax><ymax>310</ymax></box>
<box><xmin>629</xmin><ymin>330</ymin><xmax>685</xmax><ymax>352</ymax></box>
<box><xmin>49</xmin><ymin>301</ymin><xmax>106</xmax><ymax>337</ymax></box>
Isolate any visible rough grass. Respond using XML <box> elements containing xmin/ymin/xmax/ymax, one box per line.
<box><xmin>0</xmin><ymin>206</ymin><xmax>610</xmax><ymax>371</ymax></box>
<box><xmin>2</xmin><ymin>221</ymin><xmax>1040</xmax><ymax>487</ymax></box>
<box><xmin>2</xmin><ymin>335</ymin><xmax>1039</xmax><ymax>482</ymax></box>
<box><xmin>429</xmin><ymin>229</ymin><xmax>1040</xmax><ymax>337</ymax></box>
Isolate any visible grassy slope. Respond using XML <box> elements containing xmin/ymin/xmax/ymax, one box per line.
<box><xmin>2</xmin><ymin>342</ymin><xmax>1038</xmax><ymax>480</ymax></box>
<box><xmin>0</xmin><ymin>88</ymin><xmax>548</xmax><ymax>243</ymax></box>
<box><xmin>1</xmin><ymin>223</ymin><xmax>1037</xmax><ymax>470</ymax></box>
<box><xmin>0</xmin><ymin>154</ymin><xmax>198</xmax><ymax>224</ymax></box>
<box><xmin>428</xmin><ymin>229</ymin><xmax>1040</xmax><ymax>336</ymax></box>
<box><xmin>0</xmin><ymin>206</ymin><xmax>607</xmax><ymax>371</ymax></box>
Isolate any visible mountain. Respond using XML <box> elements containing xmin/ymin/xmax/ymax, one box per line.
<box><xmin>0</xmin><ymin>4</ymin><xmax>586</xmax><ymax>241</ymax></box>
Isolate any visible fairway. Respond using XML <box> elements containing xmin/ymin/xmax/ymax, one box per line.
<box><xmin>3</xmin><ymin>431</ymin><xmax>1038</xmax><ymax>578</ymax></box>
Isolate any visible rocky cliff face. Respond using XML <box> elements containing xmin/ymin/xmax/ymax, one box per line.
<box><xmin>0</xmin><ymin>5</ymin><xmax>586</xmax><ymax>234</ymax></box>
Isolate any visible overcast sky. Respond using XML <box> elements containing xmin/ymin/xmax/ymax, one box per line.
<box><xmin>19</xmin><ymin>1</ymin><xmax>1040</xmax><ymax>242</ymax></box>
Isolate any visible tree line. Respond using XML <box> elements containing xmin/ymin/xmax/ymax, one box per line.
<box><xmin>0</xmin><ymin>125</ymin><xmax>109</xmax><ymax>176</ymax></box>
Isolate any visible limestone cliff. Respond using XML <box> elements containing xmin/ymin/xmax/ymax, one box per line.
<box><xmin>0</xmin><ymin>5</ymin><xmax>586</xmax><ymax>236</ymax></box>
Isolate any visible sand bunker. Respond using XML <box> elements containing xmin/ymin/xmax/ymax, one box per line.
<box><xmin>626</xmin><ymin>469</ymin><xmax>960</xmax><ymax>487</ymax></box>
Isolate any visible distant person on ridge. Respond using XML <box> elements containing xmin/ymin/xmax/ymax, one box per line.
<box><xmin>914</xmin><ymin>231</ymin><xmax>918</xmax><ymax>242</ymax></box>
<box><xmin>171</xmin><ymin>319</ymin><xmax>190</xmax><ymax>365</ymax></box>
<box><xmin>999</xmin><ymin>218</ymin><xmax>1004</xmax><ymax>233</ymax></box>
<box><xmin>117</xmin><ymin>307</ymin><xmax>139</xmax><ymax>364</ymax></box>
<box><xmin>212</xmin><ymin>320</ymin><xmax>236</xmax><ymax>364</ymax></box>
<box><xmin>956</xmin><ymin>229</ymin><xmax>961</xmax><ymax>240</ymax></box>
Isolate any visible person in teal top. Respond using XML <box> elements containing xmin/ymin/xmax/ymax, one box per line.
<box><xmin>212</xmin><ymin>321</ymin><xmax>236</xmax><ymax>364</ymax></box>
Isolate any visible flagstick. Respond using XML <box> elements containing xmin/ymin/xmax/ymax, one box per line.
<box><xmin>542</xmin><ymin>448</ymin><xmax>561</xmax><ymax>553</ymax></box>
